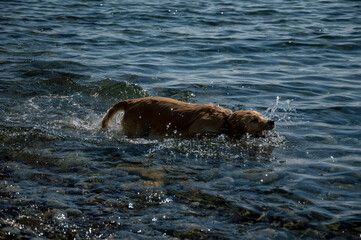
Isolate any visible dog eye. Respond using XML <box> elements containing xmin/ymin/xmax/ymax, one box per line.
<box><xmin>251</xmin><ymin>118</ymin><xmax>259</xmax><ymax>123</ymax></box>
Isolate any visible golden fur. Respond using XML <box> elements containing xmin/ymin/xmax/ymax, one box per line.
<box><xmin>101</xmin><ymin>97</ymin><xmax>275</xmax><ymax>138</ymax></box>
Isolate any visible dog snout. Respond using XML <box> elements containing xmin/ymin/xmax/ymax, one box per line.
<box><xmin>267</xmin><ymin>120</ymin><xmax>275</xmax><ymax>129</ymax></box>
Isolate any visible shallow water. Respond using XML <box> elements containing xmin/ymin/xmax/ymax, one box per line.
<box><xmin>1</xmin><ymin>0</ymin><xmax>361</xmax><ymax>239</ymax></box>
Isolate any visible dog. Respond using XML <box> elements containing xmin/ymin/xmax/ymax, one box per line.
<box><xmin>101</xmin><ymin>97</ymin><xmax>275</xmax><ymax>138</ymax></box>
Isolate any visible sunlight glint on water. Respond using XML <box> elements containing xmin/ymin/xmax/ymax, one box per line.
<box><xmin>1</xmin><ymin>0</ymin><xmax>361</xmax><ymax>239</ymax></box>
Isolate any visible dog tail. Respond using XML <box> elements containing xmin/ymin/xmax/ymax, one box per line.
<box><xmin>101</xmin><ymin>101</ymin><xmax>127</xmax><ymax>128</ymax></box>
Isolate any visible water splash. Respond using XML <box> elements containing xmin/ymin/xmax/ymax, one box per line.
<box><xmin>144</xmin><ymin>131</ymin><xmax>284</xmax><ymax>162</ymax></box>
<box><xmin>264</xmin><ymin>96</ymin><xmax>295</xmax><ymax>123</ymax></box>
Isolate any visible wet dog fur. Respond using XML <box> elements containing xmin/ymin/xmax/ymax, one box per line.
<box><xmin>101</xmin><ymin>97</ymin><xmax>275</xmax><ymax>138</ymax></box>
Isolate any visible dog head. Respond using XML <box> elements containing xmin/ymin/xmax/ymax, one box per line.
<box><xmin>228</xmin><ymin>110</ymin><xmax>275</xmax><ymax>138</ymax></box>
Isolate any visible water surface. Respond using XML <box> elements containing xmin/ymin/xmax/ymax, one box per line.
<box><xmin>1</xmin><ymin>0</ymin><xmax>361</xmax><ymax>239</ymax></box>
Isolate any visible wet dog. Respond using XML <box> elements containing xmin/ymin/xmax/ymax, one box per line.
<box><xmin>101</xmin><ymin>97</ymin><xmax>274</xmax><ymax>138</ymax></box>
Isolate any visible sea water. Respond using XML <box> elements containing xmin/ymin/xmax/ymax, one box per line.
<box><xmin>1</xmin><ymin>0</ymin><xmax>361</xmax><ymax>239</ymax></box>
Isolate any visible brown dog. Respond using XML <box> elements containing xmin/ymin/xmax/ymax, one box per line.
<box><xmin>101</xmin><ymin>97</ymin><xmax>274</xmax><ymax>138</ymax></box>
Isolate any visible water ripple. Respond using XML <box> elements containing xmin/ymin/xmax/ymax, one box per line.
<box><xmin>1</xmin><ymin>0</ymin><xmax>361</xmax><ymax>239</ymax></box>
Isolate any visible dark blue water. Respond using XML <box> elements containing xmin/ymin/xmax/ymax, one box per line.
<box><xmin>1</xmin><ymin>0</ymin><xmax>361</xmax><ymax>239</ymax></box>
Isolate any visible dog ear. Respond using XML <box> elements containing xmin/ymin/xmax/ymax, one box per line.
<box><xmin>228</xmin><ymin>112</ymin><xmax>245</xmax><ymax>138</ymax></box>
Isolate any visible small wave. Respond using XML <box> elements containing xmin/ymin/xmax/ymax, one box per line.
<box><xmin>88</xmin><ymin>79</ymin><xmax>149</xmax><ymax>101</ymax></box>
<box><xmin>21</xmin><ymin>69</ymin><xmax>87</xmax><ymax>80</ymax></box>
